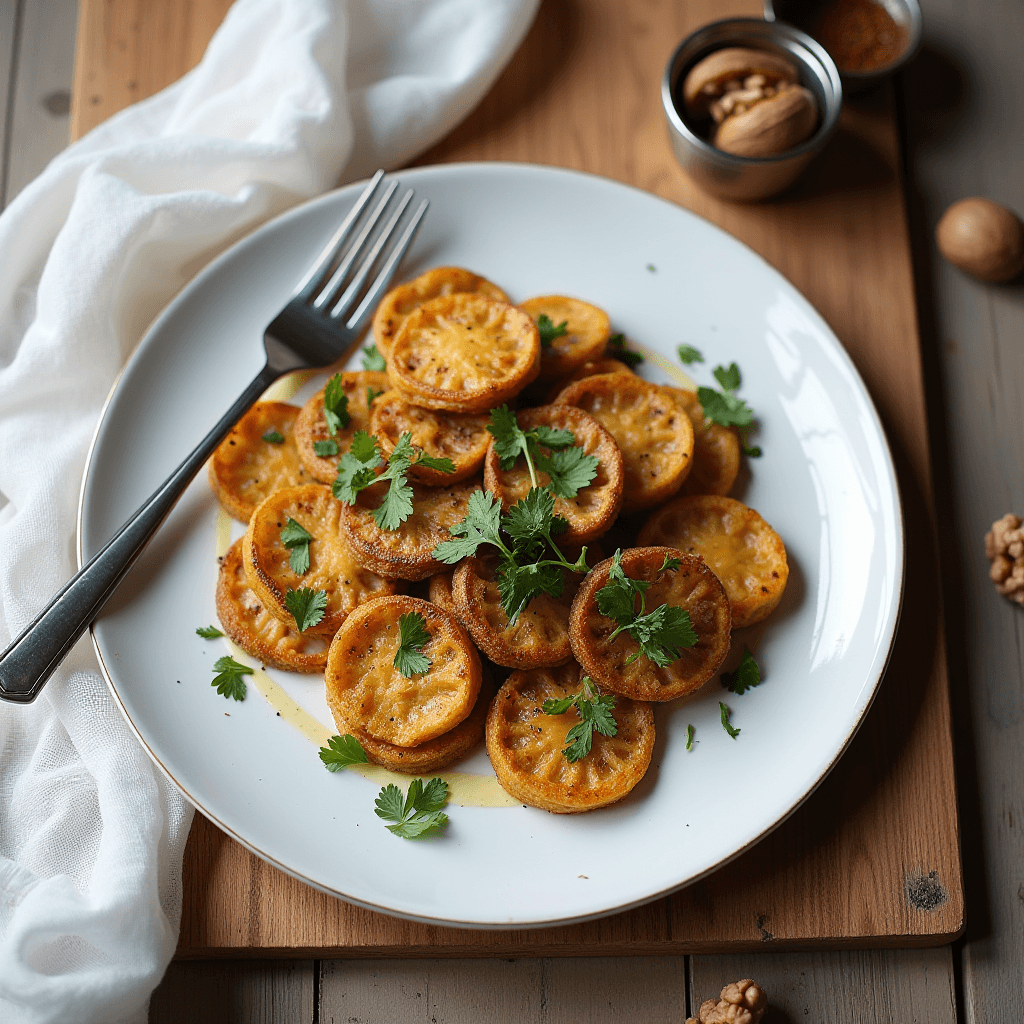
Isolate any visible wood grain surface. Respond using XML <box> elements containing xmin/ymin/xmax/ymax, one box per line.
<box><xmin>71</xmin><ymin>0</ymin><xmax>963</xmax><ymax>956</ymax></box>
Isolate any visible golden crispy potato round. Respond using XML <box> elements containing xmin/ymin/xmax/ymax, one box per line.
<box><xmin>372</xmin><ymin>266</ymin><xmax>509</xmax><ymax>358</ymax></box>
<box><xmin>453</xmin><ymin>553</ymin><xmax>587</xmax><ymax>669</ymax></box>
<box><xmin>325</xmin><ymin>596</ymin><xmax>481</xmax><ymax>747</ymax></box>
<box><xmin>485</xmin><ymin>662</ymin><xmax>655</xmax><ymax>813</ymax></box>
<box><xmin>216</xmin><ymin>539</ymin><xmax>329</xmax><ymax>672</ymax></box>
<box><xmin>637</xmin><ymin>495</ymin><xmax>788</xmax><ymax>628</ymax></box>
<box><xmin>428</xmin><ymin>569</ymin><xmax>458</xmax><ymax>616</ymax></box>
<box><xmin>482</xmin><ymin>405</ymin><xmax>623</xmax><ymax>546</ymax></box>
<box><xmin>664</xmin><ymin>387</ymin><xmax>741</xmax><ymax>497</ymax></box>
<box><xmin>293</xmin><ymin>371</ymin><xmax>389</xmax><ymax>484</ymax></box>
<box><xmin>554</xmin><ymin>374</ymin><xmax>695</xmax><ymax>512</ymax></box>
<box><xmin>370</xmin><ymin>391</ymin><xmax>491</xmax><ymax>485</ymax></box>
<box><xmin>519</xmin><ymin>295</ymin><xmax>611</xmax><ymax>380</ymax></box>
<box><xmin>569</xmin><ymin>547</ymin><xmax>731</xmax><ymax>701</ymax></box>
<box><xmin>544</xmin><ymin>358</ymin><xmax>636</xmax><ymax>403</ymax></box>
<box><xmin>388</xmin><ymin>293</ymin><xmax>541</xmax><ymax>413</ymax></box>
<box><xmin>209</xmin><ymin>402</ymin><xmax>306</xmax><ymax>522</ymax></box>
<box><xmin>341</xmin><ymin>478</ymin><xmax>482</xmax><ymax>581</ymax></box>
<box><xmin>330</xmin><ymin>672</ymin><xmax>492</xmax><ymax>774</ymax></box>
<box><xmin>243</xmin><ymin>484</ymin><xmax>398</xmax><ymax>635</ymax></box>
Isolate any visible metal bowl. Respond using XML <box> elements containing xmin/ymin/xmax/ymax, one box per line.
<box><xmin>764</xmin><ymin>0</ymin><xmax>922</xmax><ymax>91</ymax></box>
<box><xmin>661</xmin><ymin>18</ymin><xmax>842</xmax><ymax>202</ymax></box>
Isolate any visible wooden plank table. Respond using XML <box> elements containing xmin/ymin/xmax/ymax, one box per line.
<box><xmin>0</xmin><ymin>0</ymin><xmax>1001</xmax><ymax>1015</ymax></box>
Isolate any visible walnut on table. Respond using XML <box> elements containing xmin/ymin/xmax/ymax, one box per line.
<box><xmin>985</xmin><ymin>513</ymin><xmax>1024</xmax><ymax>605</ymax></box>
<box><xmin>685</xmin><ymin>978</ymin><xmax>767</xmax><ymax>1024</ymax></box>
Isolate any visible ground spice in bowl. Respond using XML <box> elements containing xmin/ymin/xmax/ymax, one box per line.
<box><xmin>812</xmin><ymin>0</ymin><xmax>910</xmax><ymax>73</ymax></box>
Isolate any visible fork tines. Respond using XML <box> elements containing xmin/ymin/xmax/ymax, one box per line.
<box><xmin>295</xmin><ymin>170</ymin><xmax>428</xmax><ymax>331</ymax></box>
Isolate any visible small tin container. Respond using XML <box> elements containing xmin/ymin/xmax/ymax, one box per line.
<box><xmin>661</xmin><ymin>18</ymin><xmax>842</xmax><ymax>202</ymax></box>
<box><xmin>765</xmin><ymin>0</ymin><xmax>922</xmax><ymax>92</ymax></box>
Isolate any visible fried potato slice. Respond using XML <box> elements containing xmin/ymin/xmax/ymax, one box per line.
<box><xmin>372</xmin><ymin>266</ymin><xmax>509</xmax><ymax>358</ymax></box>
<box><xmin>485</xmin><ymin>662</ymin><xmax>655</xmax><ymax>813</ymax></box>
<box><xmin>216</xmin><ymin>539</ymin><xmax>329</xmax><ymax>672</ymax></box>
<box><xmin>370</xmin><ymin>391</ymin><xmax>491</xmax><ymax>485</ymax></box>
<box><xmin>453</xmin><ymin>553</ymin><xmax>586</xmax><ymax>669</ymax></box>
<box><xmin>482</xmin><ymin>405</ymin><xmax>623</xmax><ymax>546</ymax></box>
<box><xmin>544</xmin><ymin>357</ymin><xmax>636</xmax><ymax>403</ymax></box>
<box><xmin>569</xmin><ymin>547</ymin><xmax>731</xmax><ymax>701</ymax></box>
<box><xmin>243</xmin><ymin>484</ymin><xmax>398</xmax><ymax>635</ymax></box>
<box><xmin>554</xmin><ymin>374</ymin><xmax>695</xmax><ymax>512</ymax></box>
<box><xmin>293</xmin><ymin>370</ymin><xmax>389</xmax><ymax>484</ymax></box>
<box><xmin>325</xmin><ymin>595</ymin><xmax>482</xmax><ymax>747</ymax></box>
<box><xmin>637</xmin><ymin>495</ymin><xmax>788</xmax><ymax>628</ymax></box>
<box><xmin>341</xmin><ymin>477</ymin><xmax>482</xmax><ymax>581</ymax></box>
<box><xmin>519</xmin><ymin>295</ymin><xmax>611</xmax><ymax>380</ymax></box>
<box><xmin>664</xmin><ymin>387</ymin><xmax>741</xmax><ymax>497</ymax></box>
<box><xmin>388</xmin><ymin>294</ymin><xmax>541</xmax><ymax>413</ymax></box>
<box><xmin>428</xmin><ymin>569</ymin><xmax>458</xmax><ymax>616</ymax></box>
<box><xmin>209</xmin><ymin>402</ymin><xmax>305</xmax><ymax>522</ymax></box>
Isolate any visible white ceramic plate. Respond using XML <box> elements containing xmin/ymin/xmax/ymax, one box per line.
<box><xmin>80</xmin><ymin>163</ymin><xmax>902</xmax><ymax>928</ymax></box>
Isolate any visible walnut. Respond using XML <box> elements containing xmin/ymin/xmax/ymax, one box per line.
<box><xmin>685</xmin><ymin>979</ymin><xmax>767</xmax><ymax>1024</ymax></box>
<box><xmin>985</xmin><ymin>513</ymin><xmax>1024</xmax><ymax>605</ymax></box>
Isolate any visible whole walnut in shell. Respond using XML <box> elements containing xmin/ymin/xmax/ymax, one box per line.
<box><xmin>985</xmin><ymin>513</ymin><xmax>1024</xmax><ymax>606</ymax></box>
<box><xmin>936</xmin><ymin>198</ymin><xmax>1024</xmax><ymax>283</ymax></box>
<box><xmin>686</xmin><ymin>978</ymin><xmax>768</xmax><ymax>1024</ymax></box>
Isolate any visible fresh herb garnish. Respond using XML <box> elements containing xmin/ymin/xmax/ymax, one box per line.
<box><xmin>319</xmin><ymin>734</ymin><xmax>369</xmax><ymax>771</ymax></box>
<box><xmin>313</xmin><ymin>438</ymin><xmax>339</xmax><ymax>457</ymax></box>
<box><xmin>366</xmin><ymin>385</ymin><xmax>385</xmax><ymax>406</ymax></box>
<box><xmin>722</xmin><ymin>646</ymin><xmax>762</xmax><ymax>695</ymax></box>
<box><xmin>211</xmin><ymin>655</ymin><xmax>252</xmax><ymax>701</ymax></box>
<box><xmin>285</xmin><ymin>587</ymin><xmax>327</xmax><ymax>632</ymax></box>
<box><xmin>607</xmin><ymin>332</ymin><xmax>644</xmax><ymax>368</ymax></box>
<box><xmin>646</xmin><ymin>263</ymin><xmax>657</xmax><ymax>272</ymax></box>
<box><xmin>686</xmin><ymin>724</ymin><xmax>695</xmax><ymax>750</ymax></box>
<box><xmin>536</xmin><ymin>313</ymin><xmax>568</xmax><ymax>348</ymax></box>
<box><xmin>261</xmin><ymin>429</ymin><xmax>285</xmax><ymax>444</ymax></box>
<box><xmin>196</xmin><ymin>625</ymin><xmax>224</xmax><ymax>638</ymax></box>
<box><xmin>677</xmin><ymin>344</ymin><xmax>704</xmax><ymax>365</ymax></box>
<box><xmin>542</xmin><ymin>675</ymin><xmax>617</xmax><ymax>762</ymax></box>
<box><xmin>595</xmin><ymin>550</ymin><xmax>697</xmax><ymax>666</ymax></box>
<box><xmin>487</xmin><ymin>405</ymin><xmax>598</xmax><ymax>499</ymax></box>
<box><xmin>280</xmin><ymin>517</ymin><xmax>312</xmax><ymax>575</ymax></box>
<box><xmin>375</xmin><ymin>777</ymin><xmax>449</xmax><ymax>839</ymax></box>
<box><xmin>361</xmin><ymin>343</ymin><xmax>387</xmax><ymax>371</ymax></box>
<box><xmin>332</xmin><ymin>430</ymin><xmax>454</xmax><ymax>530</ymax></box>
<box><xmin>433</xmin><ymin>487</ymin><xmax>588</xmax><ymax>624</ymax></box>
<box><xmin>720</xmin><ymin>701</ymin><xmax>740</xmax><ymax>739</ymax></box>
<box><xmin>394</xmin><ymin>611</ymin><xmax>432</xmax><ymax>677</ymax></box>
<box><xmin>322</xmin><ymin>374</ymin><xmax>350</xmax><ymax>436</ymax></box>
<box><xmin>697</xmin><ymin>362</ymin><xmax>761</xmax><ymax>456</ymax></box>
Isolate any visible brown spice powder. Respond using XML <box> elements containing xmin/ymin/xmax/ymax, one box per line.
<box><xmin>813</xmin><ymin>0</ymin><xmax>910</xmax><ymax>73</ymax></box>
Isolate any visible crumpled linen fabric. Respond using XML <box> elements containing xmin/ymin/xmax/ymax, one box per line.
<box><xmin>0</xmin><ymin>1</ymin><xmax>537</xmax><ymax>1020</ymax></box>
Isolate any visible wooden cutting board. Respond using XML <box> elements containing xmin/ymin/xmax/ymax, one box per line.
<box><xmin>72</xmin><ymin>0</ymin><xmax>964</xmax><ymax>955</ymax></box>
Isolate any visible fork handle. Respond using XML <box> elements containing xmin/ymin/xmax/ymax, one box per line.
<box><xmin>0</xmin><ymin>363</ymin><xmax>281</xmax><ymax>703</ymax></box>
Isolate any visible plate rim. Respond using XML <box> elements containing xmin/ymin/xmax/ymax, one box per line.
<box><xmin>78</xmin><ymin>160</ymin><xmax>906</xmax><ymax>929</ymax></box>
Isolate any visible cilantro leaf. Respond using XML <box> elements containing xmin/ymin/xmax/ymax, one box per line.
<box><xmin>531</xmin><ymin>425</ymin><xmax>575</xmax><ymax>450</ymax></box>
<box><xmin>504</xmin><ymin>487</ymin><xmax>556</xmax><ymax>545</ymax></box>
<box><xmin>488</xmin><ymin>405</ymin><xmax>530</xmax><ymax>469</ymax></box>
<box><xmin>414</xmin><ymin>452</ymin><xmax>457</xmax><ymax>475</ymax></box>
<box><xmin>373</xmin><ymin>476</ymin><xmax>414</xmax><ymax>531</ymax></box>
<box><xmin>686</xmin><ymin>724</ymin><xmax>695</xmax><ymax>750</ymax></box>
<box><xmin>262</xmin><ymin>429</ymin><xmax>285</xmax><ymax>444</ymax></box>
<box><xmin>697</xmin><ymin>386</ymin><xmax>754</xmax><ymax>429</ymax></box>
<box><xmin>658</xmin><ymin>554</ymin><xmax>682</xmax><ymax>574</ymax></box>
<box><xmin>720</xmin><ymin>702</ymin><xmax>740</xmax><ymax>739</ymax></box>
<box><xmin>374</xmin><ymin>777</ymin><xmax>449</xmax><ymax>839</ymax></box>
<box><xmin>361</xmin><ymin>343</ymin><xmax>387</xmax><ymax>371</ymax></box>
<box><xmin>608</xmin><ymin>332</ymin><xmax>644</xmax><ymax>368</ymax></box>
<box><xmin>319</xmin><ymin>734</ymin><xmax>369</xmax><ymax>771</ymax></box>
<box><xmin>742</xmin><ymin>442</ymin><xmax>762</xmax><ymax>458</ymax></box>
<box><xmin>313</xmin><ymin>438</ymin><xmax>339</xmax><ymax>457</ymax></box>
<box><xmin>497</xmin><ymin>557</ymin><xmax>565</xmax><ymax>624</ymax></box>
<box><xmin>196</xmin><ymin>625</ymin><xmax>224</xmax><ymax>638</ymax></box>
<box><xmin>677</xmin><ymin>344</ymin><xmax>704</xmax><ymax>365</ymax></box>
<box><xmin>534</xmin><ymin>445</ymin><xmax>599</xmax><ymax>499</ymax></box>
<box><xmin>367</xmin><ymin>385</ymin><xmax>385</xmax><ymax>406</ymax></box>
<box><xmin>433</xmin><ymin>489</ymin><xmax>506</xmax><ymax>563</ymax></box>
<box><xmin>394</xmin><ymin>612</ymin><xmax>432</xmax><ymax>677</ymax></box>
<box><xmin>323</xmin><ymin>374</ymin><xmax>351</xmax><ymax>436</ymax></box>
<box><xmin>536</xmin><ymin>313</ymin><xmax>568</xmax><ymax>348</ymax></box>
<box><xmin>542</xmin><ymin>676</ymin><xmax>617</xmax><ymax>761</ymax></box>
<box><xmin>332</xmin><ymin>430</ymin><xmax>382</xmax><ymax>503</ymax></box>
<box><xmin>211</xmin><ymin>655</ymin><xmax>252</xmax><ymax>701</ymax></box>
<box><xmin>722</xmin><ymin>647</ymin><xmax>762</xmax><ymax>695</ymax></box>
<box><xmin>280</xmin><ymin>517</ymin><xmax>312</xmax><ymax>576</ymax></box>
<box><xmin>714</xmin><ymin>362</ymin><xmax>742</xmax><ymax>392</ymax></box>
<box><xmin>285</xmin><ymin>587</ymin><xmax>327</xmax><ymax>632</ymax></box>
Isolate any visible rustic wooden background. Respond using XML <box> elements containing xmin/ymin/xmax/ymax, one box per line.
<box><xmin>2</xmin><ymin>0</ymin><xmax>1022</xmax><ymax>1018</ymax></box>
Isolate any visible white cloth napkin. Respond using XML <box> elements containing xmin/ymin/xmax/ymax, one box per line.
<box><xmin>0</xmin><ymin>1</ymin><xmax>537</xmax><ymax>1020</ymax></box>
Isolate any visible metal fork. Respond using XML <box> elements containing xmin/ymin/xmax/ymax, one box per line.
<box><xmin>0</xmin><ymin>170</ymin><xmax>427</xmax><ymax>703</ymax></box>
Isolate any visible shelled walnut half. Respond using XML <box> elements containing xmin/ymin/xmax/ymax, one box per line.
<box><xmin>685</xmin><ymin>978</ymin><xmax>768</xmax><ymax>1024</ymax></box>
<box><xmin>682</xmin><ymin>47</ymin><xmax>817</xmax><ymax>158</ymax></box>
